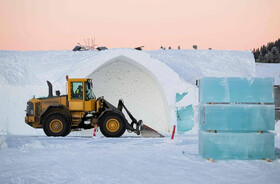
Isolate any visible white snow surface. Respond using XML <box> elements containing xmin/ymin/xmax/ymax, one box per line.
<box><xmin>256</xmin><ymin>63</ymin><xmax>280</xmax><ymax>85</ymax></box>
<box><xmin>147</xmin><ymin>50</ymin><xmax>256</xmax><ymax>85</ymax></box>
<box><xmin>0</xmin><ymin>135</ymin><xmax>279</xmax><ymax>184</ymax></box>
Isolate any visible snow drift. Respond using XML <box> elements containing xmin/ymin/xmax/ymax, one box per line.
<box><xmin>0</xmin><ymin>49</ymin><xmax>256</xmax><ymax>135</ymax></box>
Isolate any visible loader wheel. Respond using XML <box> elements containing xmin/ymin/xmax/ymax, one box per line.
<box><xmin>100</xmin><ymin>113</ymin><xmax>126</xmax><ymax>137</ymax></box>
<box><xmin>43</xmin><ymin>113</ymin><xmax>71</xmax><ymax>137</ymax></box>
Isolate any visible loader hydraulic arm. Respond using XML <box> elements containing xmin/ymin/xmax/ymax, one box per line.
<box><xmin>117</xmin><ymin>100</ymin><xmax>142</xmax><ymax>135</ymax></box>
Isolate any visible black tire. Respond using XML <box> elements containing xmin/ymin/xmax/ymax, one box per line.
<box><xmin>43</xmin><ymin>113</ymin><xmax>71</xmax><ymax>137</ymax></box>
<box><xmin>99</xmin><ymin>113</ymin><xmax>126</xmax><ymax>137</ymax></box>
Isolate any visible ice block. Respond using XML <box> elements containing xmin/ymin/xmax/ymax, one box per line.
<box><xmin>177</xmin><ymin>105</ymin><xmax>194</xmax><ymax>133</ymax></box>
<box><xmin>199</xmin><ymin>104</ymin><xmax>275</xmax><ymax>131</ymax></box>
<box><xmin>199</xmin><ymin>131</ymin><xmax>275</xmax><ymax>160</ymax></box>
<box><xmin>199</xmin><ymin>77</ymin><xmax>274</xmax><ymax>103</ymax></box>
<box><xmin>176</xmin><ymin>92</ymin><xmax>188</xmax><ymax>102</ymax></box>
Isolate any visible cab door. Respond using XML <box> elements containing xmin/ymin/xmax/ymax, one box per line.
<box><xmin>68</xmin><ymin>81</ymin><xmax>85</xmax><ymax>111</ymax></box>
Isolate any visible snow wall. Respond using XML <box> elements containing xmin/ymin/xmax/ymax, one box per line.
<box><xmin>0</xmin><ymin>49</ymin><xmax>255</xmax><ymax>135</ymax></box>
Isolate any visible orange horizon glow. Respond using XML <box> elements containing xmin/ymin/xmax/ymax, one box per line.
<box><xmin>0</xmin><ymin>0</ymin><xmax>279</xmax><ymax>51</ymax></box>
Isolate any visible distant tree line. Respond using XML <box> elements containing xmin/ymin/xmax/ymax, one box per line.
<box><xmin>252</xmin><ymin>38</ymin><xmax>280</xmax><ymax>63</ymax></box>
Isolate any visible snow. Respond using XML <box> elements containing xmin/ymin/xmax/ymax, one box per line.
<box><xmin>256</xmin><ymin>63</ymin><xmax>280</xmax><ymax>85</ymax></box>
<box><xmin>0</xmin><ymin>49</ymin><xmax>280</xmax><ymax>183</ymax></box>
<box><xmin>0</xmin><ymin>135</ymin><xmax>279</xmax><ymax>184</ymax></box>
<box><xmin>88</xmin><ymin>58</ymin><xmax>170</xmax><ymax>132</ymax></box>
<box><xmin>0</xmin><ymin>135</ymin><xmax>7</xmax><ymax>150</ymax></box>
<box><xmin>147</xmin><ymin>50</ymin><xmax>256</xmax><ymax>85</ymax></box>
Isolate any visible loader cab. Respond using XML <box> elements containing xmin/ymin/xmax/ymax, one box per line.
<box><xmin>67</xmin><ymin>77</ymin><xmax>96</xmax><ymax>111</ymax></box>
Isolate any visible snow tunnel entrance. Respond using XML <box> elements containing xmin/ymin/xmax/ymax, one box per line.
<box><xmin>87</xmin><ymin>56</ymin><xmax>170</xmax><ymax>133</ymax></box>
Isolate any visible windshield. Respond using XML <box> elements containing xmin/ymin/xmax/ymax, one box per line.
<box><xmin>86</xmin><ymin>80</ymin><xmax>96</xmax><ymax>100</ymax></box>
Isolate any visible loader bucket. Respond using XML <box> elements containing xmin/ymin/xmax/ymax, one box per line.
<box><xmin>140</xmin><ymin>124</ymin><xmax>164</xmax><ymax>138</ymax></box>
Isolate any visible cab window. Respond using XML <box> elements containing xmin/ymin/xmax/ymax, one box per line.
<box><xmin>85</xmin><ymin>80</ymin><xmax>96</xmax><ymax>100</ymax></box>
<box><xmin>71</xmin><ymin>82</ymin><xmax>83</xmax><ymax>100</ymax></box>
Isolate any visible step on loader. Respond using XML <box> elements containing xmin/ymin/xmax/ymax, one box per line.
<box><xmin>25</xmin><ymin>76</ymin><xmax>164</xmax><ymax>138</ymax></box>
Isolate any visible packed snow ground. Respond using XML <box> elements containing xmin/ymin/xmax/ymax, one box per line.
<box><xmin>0</xmin><ymin>135</ymin><xmax>280</xmax><ymax>184</ymax></box>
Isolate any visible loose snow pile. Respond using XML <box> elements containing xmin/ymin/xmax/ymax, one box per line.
<box><xmin>0</xmin><ymin>49</ymin><xmax>258</xmax><ymax>135</ymax></box>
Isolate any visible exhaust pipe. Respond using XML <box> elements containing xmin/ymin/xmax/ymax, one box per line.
<box><xmin>47</xmin><ymin>81</ymin><xmax>53</xmax><ymax>97</ymax></box>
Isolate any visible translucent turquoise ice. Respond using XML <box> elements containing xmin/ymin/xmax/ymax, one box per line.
<box><xmin>199</xmin><ymin>131</ymin><xmax>275</xmax><ymax>160</ymax></box>
<box><xmin>199</xmin><ymin>77</ymin><xmax>274</xmax><ymax>103</ymax></box>
<box><xmin>176</xmin><ymin>92</ymin><xmax>188</xmax><ymax>102</ymax></box>
<box><xmin>199</xmin><ymin>104</ymin><xmax>275</xmax><ymax>131</ymax></box>
<box><xmin>177</xmin><ymin>105</ymin><xmax>194</xmax><ymax>133</ymax></box>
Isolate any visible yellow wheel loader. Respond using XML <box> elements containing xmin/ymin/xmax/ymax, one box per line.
<box><xmin>25</xmin><ymin>76</ymin><xmax>163</xmax><ymax>137</ymax></box>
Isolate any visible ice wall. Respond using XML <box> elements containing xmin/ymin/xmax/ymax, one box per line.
<box><xmin>199</xmin><ymin>131</ymin><xmax>275</xmax><ymax>160</ymax></box>
<box><xmin>200</xmin><ymin>104</ymin><xmax>275</xmax><ymax>131</ymax></box>
<box><xmin>199</xmin><ymin>77</ymin><xmax>274</xmax><ymax>103</ymax></box>
<box><xmin>198</xmin><ymin>77</ymin><xmax>275</xmax><ymax>160</ymax></box>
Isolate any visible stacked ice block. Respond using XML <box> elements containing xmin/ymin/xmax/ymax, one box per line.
<box><xmin>199</xmin><ymin>77</ymin><xmax>275</xmax><ymax>160</ymax></box>
<box><xmin>176</xmin><ymin>92</ymin><xmax>194</xmax><ymax>133</ymax></box>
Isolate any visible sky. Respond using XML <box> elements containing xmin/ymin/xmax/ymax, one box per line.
<box><xmin>0</xmin><ymin>0</ymin><xmax>279</xmax><ymax>51</ymax></box>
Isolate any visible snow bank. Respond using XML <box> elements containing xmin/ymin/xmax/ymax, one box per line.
<box><xmin>0</xmin><ymin>49</ymin><xmax>256</xmax><ymax>135</ymax></box>
<box><xmin>0</xmin><ymin>86</ymin><xmax>46</xmax><ymax>135</ymax></box>
<box><xmin>256</xmin><ymin>63</ymin><xmax>280</xmax><ymax>85</ymax></box>
<box><xmin>147</xmin><ymin>50</ymin><xmax>256</xmax><ymax>84</ymax></box>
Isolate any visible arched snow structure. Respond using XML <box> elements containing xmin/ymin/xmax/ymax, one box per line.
<box><xmin>80</xmin><ymin>52</ymin><xmax>186</xmax><ymax>133</ymax></box>
<box><xmin>88</xmin><ymin>56</ymin><xmax>169</xmax><ymax>132</ymax></box>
